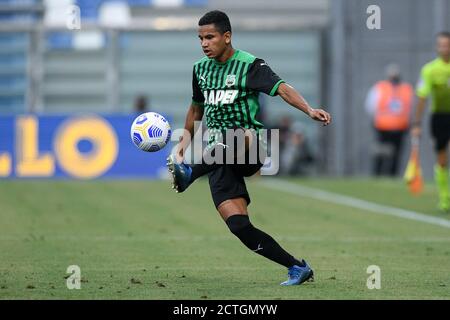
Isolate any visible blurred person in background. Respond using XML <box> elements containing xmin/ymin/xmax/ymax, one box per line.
<box><xmin>280</xmin><ymin>122</ymin><xmax>314</xmax><ymax>176</ymax></box>
<box><xmin>277</xmin><ymin>115</ymin><xmax>293</xmax><ymax>155</ymax></box>
<box><xmin>133</xmin><ymin>95</ymin><xmax>149</xmax><ymax>114</ymax></box>
<box><xmin>412</xmin><ymin>31</ymin><xmax>450</xmax><ymax>213</ymax></box>
<box><xmin>365</xmin><ymin>63</ymin><xmax>413</xmax><ymax>176</ymax></box>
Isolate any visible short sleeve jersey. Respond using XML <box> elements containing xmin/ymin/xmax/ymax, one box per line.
<box><xmin>416</xmin><ymin>57</ymin><xmax>450</xmax><ymax>113</ymax></box>
<box><xmin>191</xmin><ymin>49</ymin><xmax>285</xmax><ymax>130</ymax></box>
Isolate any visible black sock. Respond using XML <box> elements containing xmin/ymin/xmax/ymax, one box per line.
<box><xmin>226</xmin><ymin>214</ymin><xmax>304</xmax><ymax>268</ymax></box>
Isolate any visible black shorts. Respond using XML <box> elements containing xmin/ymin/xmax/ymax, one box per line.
<box><xmin>208</xmin><ymin>162</ymin><xmax>264</xmax><ymax>208</ymax></box>
<box><xmin>206</xmin><ymin>128</ymin><xmax>266</xmax><ymax>208</ymax></box>
<box><xmin>430</xmin><ymin>113</ymin><xmax>450</xmax><ymax>152</ymax></box>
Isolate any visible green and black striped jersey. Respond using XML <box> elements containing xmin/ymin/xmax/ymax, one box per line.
<box><xmin>192</xmin><ymin>49</ymin><xmax>285</xmax><ymax>130</ymax></box>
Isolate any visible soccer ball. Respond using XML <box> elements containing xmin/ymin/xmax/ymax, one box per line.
<box><xmin>130</xmin><ymin>112</ymin><xmax>172</xmax><ymax>152</ymax></box>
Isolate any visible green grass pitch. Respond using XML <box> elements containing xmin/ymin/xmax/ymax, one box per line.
<box><xmin>0</xmin><ymin>177</ymin><xmax>449</xmax><ymax>299</ymax></box>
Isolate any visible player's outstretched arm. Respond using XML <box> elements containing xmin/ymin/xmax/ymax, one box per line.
<box><xmin>177</xmin><ymin>103</ymin><xmax>204</xmax><ymax>162</ymax></box>
<box><xmin>277</xmin><ymin>83</ymin><xmax>331</xmax><ymax>126</ymax></box>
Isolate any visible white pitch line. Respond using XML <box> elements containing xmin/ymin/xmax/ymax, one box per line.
<box><xmin>261</xmin><ymin>179</ymin><xmax>450</xmax><ymax>230</ymax></box>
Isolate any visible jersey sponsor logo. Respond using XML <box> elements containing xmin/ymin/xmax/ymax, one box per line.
<box><xmin>225</xmin><ymin>74</ymin><xmax>236</xmax><ymax>87</ymax></box>
<box><xmin>203</xmin><ymin>89</ymin><xmax>239</xmax><ymax>106</ymax></box>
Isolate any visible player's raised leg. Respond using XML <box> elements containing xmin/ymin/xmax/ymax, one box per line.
<box><xmin>167</xmin><ymin>144</ymin><xmax>228</xmax><ymax>193</ymax></box>
<box><xmin>166</xmin><ymin>102</ymin><xmax>206</xmax><ymax>193</ymax></box>
<box><xmin>166</xmin><ymin>154</ymin><xmax>193</xmax><ymax>193</ymax></box>
<box><xmin>168</xmin><ymin>128</ymin><xmax>256</xmax><ymax>193</ymax></box>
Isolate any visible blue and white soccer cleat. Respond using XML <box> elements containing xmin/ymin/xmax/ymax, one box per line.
<box><xmin>166</xmin><ymin>154</ymin><xmax>192</xmax><ymax>193</ymax></box>
<box><xmin>280</xmin><ymin>260</ymin><xmax>314</xmax><ymax>286</ymax></box>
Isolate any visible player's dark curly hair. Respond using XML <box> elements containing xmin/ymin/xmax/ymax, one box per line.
<box><xmin>198</xmin><ymin>10</ymin><xmax>231</xmax><ymax>34</ymax></box>
<box><xmin>437</xmin><ymin>31</ymin><xmax>450</xmax><ymax>39</ymax></box>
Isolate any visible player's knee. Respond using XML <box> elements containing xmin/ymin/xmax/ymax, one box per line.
<box><xmin>226</xmin><ymin>214</ymin><xmax>251</xmax><ymax>235</ymax></box>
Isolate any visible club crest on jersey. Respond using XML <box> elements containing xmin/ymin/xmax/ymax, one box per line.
<box><xmin>225</xmin><ymin>74</ymin><xmax>236</xmax><ymax>87</ymax></box>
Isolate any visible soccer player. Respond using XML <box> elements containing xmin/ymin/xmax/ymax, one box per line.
<box><xmin>413</xmin><ymin>31</ymin><xmax>450</xmax><ymax>212</ymax></box>
<box><xmin>167</xmin><ymin>10</ymin><xmax>331</xmax><ymax>285</ymax></box>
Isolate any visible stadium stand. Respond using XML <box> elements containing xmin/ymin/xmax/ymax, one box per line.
<box><xmin>0</xmin><ymin>0</ymin><xmax>43</xmax><ymax>113</ymax></box>
<box><xmin>0</xmin><ymin>32</ymin><xmax>28</xmax><ymax>113</ymax></box>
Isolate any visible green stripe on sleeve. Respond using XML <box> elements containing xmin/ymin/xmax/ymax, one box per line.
<box><xmin>269</xmin><ymin>80</ymin><xmax>285</xmax><ymax>96</ymax></box>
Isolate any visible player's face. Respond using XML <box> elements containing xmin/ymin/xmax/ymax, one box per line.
<box><xmin>198</xmin><ymin>24</ymin><xmax>230</xmax><ymax>59</ymax></box>
<box><xmin>436</xmin><ymin>36</ymin><xmax>450</xmax><ymax>59</ymax></box>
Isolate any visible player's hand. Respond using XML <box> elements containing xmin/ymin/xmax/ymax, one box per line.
<box><xmin>411</xmin><ymin>125</ymin><xmax>422</xmax><ymax>138</ymax></box>
<box><xmin>309</xmin><ymin>108</ymin><xmax>331</xmax><ymax>126</ymax></box>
